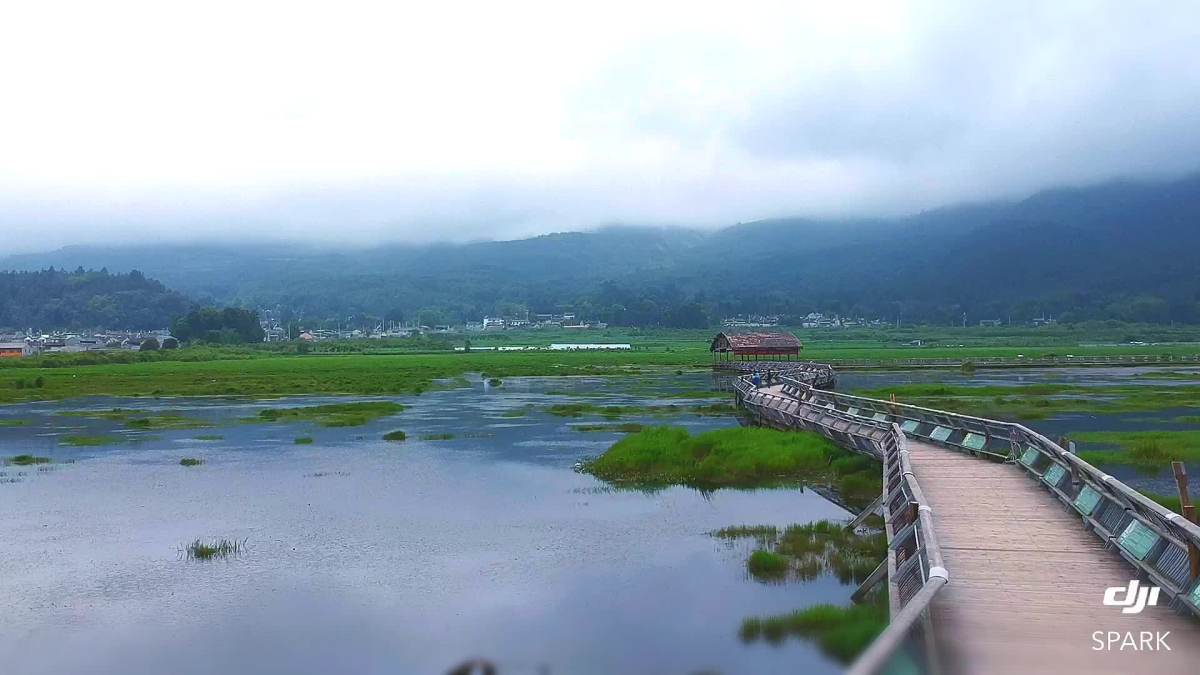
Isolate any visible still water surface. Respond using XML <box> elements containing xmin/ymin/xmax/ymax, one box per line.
<box><xmin>0</xmin><ymin>374</ymin><xmax>852</xmax><ymax>675</ymax></box>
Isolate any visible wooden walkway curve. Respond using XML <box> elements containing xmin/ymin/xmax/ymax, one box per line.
<box><xmin>907</xmin><ymin>440</ymin><xmax>1200</xmax><ymax>674</ymax></box>
<box><xmin>742</xmin><ymin>377</ymin><xmax>1200</xmax><ymax>674</ymax></box>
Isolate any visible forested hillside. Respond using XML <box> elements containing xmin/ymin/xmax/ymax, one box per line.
<box><xmin>4</xmin><ymin>173</ymin><xmax>1200</xmax><ymax>326</ymax></box>
<box><xmin>0</xmin><ymin>268</ymin><xmax>190</xmax><ymax>330</ymax></box>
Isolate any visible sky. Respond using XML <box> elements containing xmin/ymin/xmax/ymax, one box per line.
<box><xmin>2</xmin><ymin>0</ymin><xmax>1199</xmax><ymax>253</ymax></box>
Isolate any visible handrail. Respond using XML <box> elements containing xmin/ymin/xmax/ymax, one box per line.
<box><xmin>734</xmin><ymin>362</ymin><xmax>1200</xmax><ymax>673</ymax></box>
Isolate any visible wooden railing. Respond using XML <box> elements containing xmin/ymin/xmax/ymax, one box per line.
<box><xmin>735</xmin><ymin>363</ymin><xmax>1200</xmax><ymax>674</ymax></box>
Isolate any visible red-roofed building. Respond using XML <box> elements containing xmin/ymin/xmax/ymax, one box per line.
<box><xmin>709</xmin><ymin>331</ymin><xmax>802</xmax><ymax>361</ymax></box>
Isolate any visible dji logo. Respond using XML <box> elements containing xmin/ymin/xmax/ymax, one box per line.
<box><xmin>1102</xmin><ymin>580</ymin><xmax>1161</xmax><ymax>614</ymax></box>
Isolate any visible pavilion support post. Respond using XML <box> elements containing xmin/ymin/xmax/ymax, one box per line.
<box><xmin>1172</xmin><ymin>461</ymin><xmax>1200</xmax><ymax>580</ymax></box>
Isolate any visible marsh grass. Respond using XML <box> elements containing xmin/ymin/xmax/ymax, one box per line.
<box><xmin>1075</xmin><ymin>430</ymin><xmax>1200</xmax><ymax>468</ymax></box>
<box><xmin>179</xmin><ymin>457</ymin><xmax>203</xmax><ymax>466</ymax></box>
<box><xmin>60</xmin><ymin>434</ymin><xmax>120</xmax><ymax>447</ymax></box>
<box><xmin>739</xmin><ymin>598</ymin><xmax>887</xmax><ymax>663</ymax></box>
<box><xmin>487</xmin><ymin>378</ymin><xmax>503</xmax><ymax>386</ymax></box>
<box><xmin>547</xmin><ymin>402</ymin><xmax>739</xmax><ymax>420</ymax></box>
<box><xmin>747</xmin><ymin>550</ymin><xmax>789</xmax><ymax>579</ymax></box>
<box><xmin>193</xmin><ymin>434</ymin><xmax>224</xmax><ymax>441</ymax></box>
<box><xmin>0</xmin><ymin>419</ymin><xmax>28</xmax><ymax>427</ymax></box>
<box><xmin>184</xmin><ymin>538</ymin><xmax>246</xmax><ymax>561</ymax></box>
<box><xmin>9</xmin><ymin>454</ymin><xmax>51</xmax><ymax>466</ymax></box>
<box><xmin>383</xmin><ymin>430</ymin><xmax>407</xmax><ymax>441</ymax></box>
<box><xmin>583</xmin><ymin>426</ymin><xmax>881</xmax><ymax>501</ymax></box>
<box><xmin>294</xmin><ymin>436</ymin><xmax>314</xmax><ymax>444</ymax></box>
<box><xmin>256</xmin><ymin>401</ymin><xmax>404</xmax><ymax>427</ymax></box>
<box><xmin>420</xmin><ymin>433</ymin><xmax>455</xmax><ymax>441</ymax></box>
<box><xmin>60</xmin><ymin>408</ymin><xmax>210</xmax><ymax>430</ymax></box>
<box><xmin>854</xmin><ymin>383</ymin><xmax>1200</xmax><ymax>421</ymax></box>
<box><xmin>721</xmin><ymin>519</ymin><xmax>887</xmax><ymax>584</ymax></box>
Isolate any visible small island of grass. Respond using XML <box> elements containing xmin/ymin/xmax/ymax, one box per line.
<box><xmin>60</xmin><ymin>434</ymin><xmax>121</xmax><ymax>447</ymax></box>
<box><xmin>294</xmin><ymin>436</ymin><xmax>314</xmax><ymax>445</ymax></box>
<box><xmin>9</xmin><ymin>454</ymin><xmax>52</xmax><ymax>466</ymax></box>
<box><xmin>383</xmin><ymin>430</ymin><xmax>407</xmax><ymax>441</ymax></box>
<box><xmin>255</xmin><ymin>401</ymin><xmax>404</xmax><ymax>427</ymax></box>
<box><xmin>179</xmin><ymin>457</ymin><xmax>203</xmax><ymax>466</ymax></box>
<box><xmin>582</xmin><ymin>426</ymin><xmax>880</xmax><ymax>501</ymax></box>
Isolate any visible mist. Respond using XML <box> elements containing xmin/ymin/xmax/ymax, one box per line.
<box><xmin>3</xmin><ymin>1</ymin><xmax>1199</xmax><ymax>254</ymax></box>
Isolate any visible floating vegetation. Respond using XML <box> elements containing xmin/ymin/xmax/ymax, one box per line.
<box><xmin>184</xmin><ymin>538</ymin><xmax>246</xmax><ymax>561</ymax></box>
<box><xmin>1075</xmin><ymin>430</ymin><xmax>1200</xmax><ymax>469</ymax></box>
<box><xmin>420</xmin><ymin>433</ymin><xmax>455</xmax><ymax>441</ymax></box>
<box><xmin>500</xmin><ymin>406</ymin><xmax>533</xmax><ymax>418</ymax></box>
<box><xmin>179</xmin><ymin>457</ymin><xmax>203</xmax><ymax>466</ymax></box>
<box><xmin>9</xmin><ymin>454</ymin><xmax>51</xmax><ymax>466</ymax></box>
<box><xmin>254</xmin><ymin>401</ymin><xmax>404</xmax><ymax>427</ymax></box>
<box><xmin>1174</xmin><ymin>416</ymin><xmax>1200</xmax><ymax>424</ymax></box>
<box><xmin>294</xmin><ymin>436</ymin><xmax>314</xmax><ymax>445</ymax></box>
<box><xmin>59</xmin><ymin>408</ymin><xmax>211</xmax><ymax>430</ymax></box>
<box><xmin>583</xmin><ymin>427</ymin><xmax>881</xmax><ymax>501</ymax></box>
<box><xmin>0</xmin><ymin>419</ymin><xmax>29</xmax><ymax>427</ymax></box>
<box><xmin>60</xmin><ymin>434</ymin><xmax>121</xmax><ymax>447</ymax></box>
<box><xmin>193</xmin><ymin>434</ymin><xmax>224</xmax><ymax>441</ymax></box>
<box><xmin>383</xmin><ymin>430</ymin><xmax>407</xmax><ymax>441</ymax></box>
<box><xmin>487</xmin><ymin>378</ymin><xmax>503</xmax><ymax>386</ymax></box>
<box><xmin>573</xmin><ymin>422</ymin><xmax>645</xmax><ymax>433</ymax></box>
<box><xmin>739</xmin><ymin>600</ymin><xmax>887</xmax><ymax>663</ymax></box>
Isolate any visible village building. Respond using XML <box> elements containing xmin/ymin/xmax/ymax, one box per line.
<box><xmin>709</xmin><ymin>331</ymin><xmax>802</xmax><ymax>361</ymax></box>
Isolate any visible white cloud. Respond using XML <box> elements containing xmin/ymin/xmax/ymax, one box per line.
<box><xmin>2</xmin><ymin>0</ymin><xmax>1198</xmax><ymax>252</ymax></box>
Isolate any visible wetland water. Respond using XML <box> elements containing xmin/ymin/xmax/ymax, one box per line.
<box><xmin>0</xmin><ymin>374</ymin><xmax>852</xmax><ymax>675</ymax></box>
<box><xmin>3</xmin><ymin>366</ymin><xmax>1196</xmax><ymax>675</ymax></box>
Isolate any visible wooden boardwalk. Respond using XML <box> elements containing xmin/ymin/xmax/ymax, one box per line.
<box><xmin>907</xmin><ymin>440</ymin><xmax>1200</xmax><ymax>674</ymax></box>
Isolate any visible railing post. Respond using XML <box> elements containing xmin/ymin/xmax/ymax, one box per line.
<box><xmin>1172</xmin><ymin>461</ymin><xmax>1200</xmax><ymax>580</ymax></box>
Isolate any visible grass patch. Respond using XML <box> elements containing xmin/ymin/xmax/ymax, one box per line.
<box><xmin>1174</xmin><ymin>416</ymin><xmax>1200</xmax><ymax>424</ymax></box>
<box><xmin>184</xmin><ymin>538</ymin><xmax>245</xmax><ymax>561</ymax></box>
<box><xmin>59</xmin><ymin>408</ymin><xmax>211</xmax><ymax>430</ymax></box>
<box><xmin>573</xmin><ymin>422</ymin><xmax>645</xmax><ymax>433</ymax></box>
<box><xmin>383</xmin><ymin>430</ymin><xmax>407</xmax><ymax>441</ymax></box>
<box><xmin>60</xmin><ymin>434</ymin><xmax>121</xmax><ymax>446</ymax></box>
<box><xmin>853</xmin><ymin>382</ymin><xmax>1200</xmax><ymax>421</ymax></box>
<box><xmin>420</xmin><ymin>433</ymin><xmax>455</xmax><ymax>441</ymax></box>
<box><xmin>179</xmin><ymin>457</ymin><xmax>203</xmax><ymax>466</ymax></box>
<box><xmin>719</xmin><ymin>519</ymin><xmax>887</xmax><ymax>584</ymax></box>
<box><xmin>9</xmin><ymin>454</ymin><xmax>51</xmax><ymax>466</ymax></box>
<box><xmin>255</xmin><ymin>401</ymin><xmax>404</xmax><ymax>427</ymax></box>
<box><xmin>739</xmin><ymin>600</ymin><xmax>887</xmax><ymax>663</ymax></box>
<box><xmin>500</xmin><ymin>405</ymin><xmax>534</xmax><ymax>418</ymax></box>
<box><xmin>1074</xmin><ymin>430</ymin><xmax>1200</xmax><ymax>468</ymax></box>
<box><xmin>747</xmin><ymin>550</ymin><xmax>789</xmax><ymax>580</ymax></box>
<box><xmin>584</xmin><ymin>426</ymin><xmax>880</xmax><ymax>501</ymax></box>
<box><xmin>0</xmin><ymin>419</ymin><xmax>28</xmax><ymax>427</ymax></box>
<box><xmin>487</xmin><ymin>378</ymin><xmax>502</xmax><ymax>386</ymax></box>
<box><xmin>193</xmin><ymin>434</ymin><xmax>224</xmax><ymax>441</ymax></box>
<box><xmin>547</xmin><ymin>402</ymin><xmax>739</xmax><ymax>419</ymax></box>
<box><xmin>294</xmin><ymin>436</ymin><xmax>314</xmax><ymax>445</ymax></box>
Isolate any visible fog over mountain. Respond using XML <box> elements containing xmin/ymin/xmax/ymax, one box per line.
<box><xmin>3</xmin><ymin>2</ymin><xmax>1200</xmax><ymax>253</ymax></box>
<box><xmin>6</xmin><ymin>172</ymin><xmax>1200</xmax><ymax>326</ymax></box>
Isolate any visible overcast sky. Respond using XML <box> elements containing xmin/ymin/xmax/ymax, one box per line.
<box><xmin>2</xmin><ymin>1</ymin><xmax>1199</xmax><ymax>253</ymax></box>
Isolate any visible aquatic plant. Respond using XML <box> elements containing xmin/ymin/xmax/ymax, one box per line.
<box><xmin>1075</xmin><ymin>430</ymin><xmax>1200</xmax><ymax>468</ymax></box>
<box><xmin>59</xmin><ymin>408</ymin><xmax>211</xmax><ymax>430</ymax></box>
<box><xmin>383</xmin><ymin>430</ymin><xmax>407</xmax><ymax>441</ymax></box>
<box><xmin>255</xmin><ymin>401</ymin><xmax>404</xmax><ymax>427</ymax></box>
<box><xmin>294</xmin><ymin>436</ymin><xmax>314</xmax><ymax>444</ymax></box>
<box><xmin>9</xmin><ymin>454</ymin><xmax>51</xmax><ymax>466</ymax></box>
<box><xmin>488</xmin><ymin>378</ymin><xmax>502</xmax><ymax>386</ymax></box>
<box><xmin>420</xmin><ymin>433</ymin><xmax>455</xmax><ymax>441</ymax></box>
<box><xmin>573</xmin><ymin>423</ymin><xmax>644</xmax><ymax>433</ymax></box>
<box><xmin>0</xmin><ymin>419</ymin><xmax>29</xmax><ymax>427</ymax></box>
<box><xmin>185</xmin><ymin>538</ymin><xmax>245</xmax><ymax>560</ymax></box>
<box><xmin>59</xmin><ymin>434</ymin><xmax>120</xmax><ymax>447</ymax></box>
<box><xmin>711</xmin><ymin>525</ymin><xmax>778</xmax><ymax>541</ymax></box>
<box><xmin>193</xmin><ymin>435</ymin><xmax>224</xmax><ymax>441</ymax></box>
<box><xmin>583</xmin><ymin>426</ymin><xmax>880</xmax><ymax>494</ymax></box>
<box><xmin>179</xmin><ymin>457</ymin><xmax>203</xmax><ymax>466</ymax></box>
<box><xmin>747</xmin><ymin>550</ymin><xmax>789</xmax><ymax>580</ymax></box>
<box><xmin>738</xmin><ymin>600</ymin><xmax>887</xmax><ymax>662</ymax></box>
